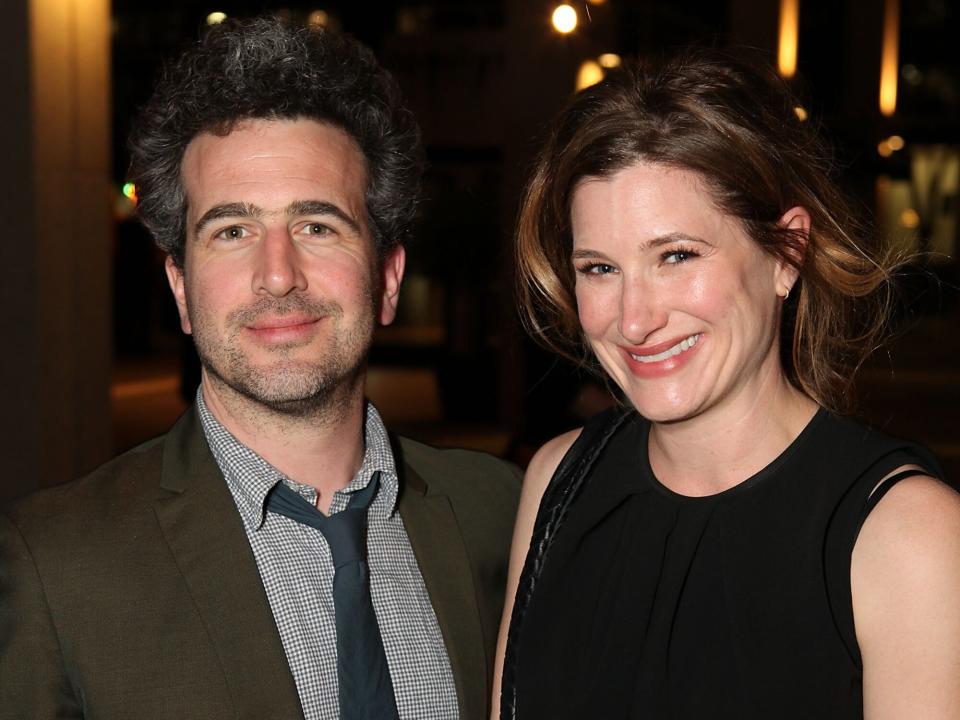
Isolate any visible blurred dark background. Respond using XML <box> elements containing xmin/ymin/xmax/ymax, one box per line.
<box><xmin>1</xmin><ymin>0</ymin><xmax>957</xmax><ymax>503</ymax></box>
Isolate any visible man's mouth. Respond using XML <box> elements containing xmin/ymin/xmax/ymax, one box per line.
<box><xmin>247</xmin><ymin>314</ymin><xmax>319</xmax><ymax>331</ymax></box>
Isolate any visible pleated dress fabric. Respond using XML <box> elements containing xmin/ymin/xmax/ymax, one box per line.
<box><xmin>513</xmin><ymin>408</ymin><xmax>943</xmax><ymax>720</ymax></box>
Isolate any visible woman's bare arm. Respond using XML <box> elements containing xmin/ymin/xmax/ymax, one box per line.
<box><xmin>489</xmin><ymin>429</ymin><xmax>581</xmax><ymax>720</ymax></box>
<box><xmin>852</xmin><ymin>469</ymin><xmax>960</xmax><ymax>719</ymax></box>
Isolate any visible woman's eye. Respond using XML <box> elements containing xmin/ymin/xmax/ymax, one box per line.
<box><xmin>578</xmin><ymin>262</ymin><xmax>618</xmax><ymax>275</ymax></box>
<box><xmin>663</xmin><ymin>248</ymin><xmax>698</xmax><ymax>265</ymax></box>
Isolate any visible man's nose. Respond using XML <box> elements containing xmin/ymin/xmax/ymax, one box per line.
<box><xmin>618</xmin><ymin>274</ymin><xmax>667</xmax><ymax>344</ymax></box>
<box><xmin>252</xmin><ymin>229</ymin><xmax>308</xmax><ymax>297</ymax></box>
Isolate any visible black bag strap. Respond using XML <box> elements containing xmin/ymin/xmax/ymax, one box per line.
<box><xmin>499</xmin><ymin>408</ymin><xmax>633</xmax><ymax>719</ymax></box>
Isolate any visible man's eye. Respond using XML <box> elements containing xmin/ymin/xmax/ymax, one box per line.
<box><xmin>214</xmin><ymin>226</ymin><xmax>248</xmax><ymax>241</ymax></box>
<box><xmin>304</xmin><ymin>223</ymin><xmax>331</xmax><ymax>236</ymax></box>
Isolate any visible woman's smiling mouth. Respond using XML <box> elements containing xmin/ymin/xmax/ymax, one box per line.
<box><xmin>628</xmin><ymin>333</ymin><xmax>701</xmax><ymax>363</ymax></box>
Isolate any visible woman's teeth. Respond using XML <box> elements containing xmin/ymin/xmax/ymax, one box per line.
<box><xmin>630</xmin><ymin>333</ymin><xmax>700</xmax><ymax>363</ymax></box>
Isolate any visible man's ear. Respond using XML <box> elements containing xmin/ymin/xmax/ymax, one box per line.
<box><xmin>164</xmin><ymin>255</ymin><xmax>192</xmax><ymax>335</ymax></box>
<box><xmin>775</xmin><ymin>206</ymin><xmax>810</xmax><ymax>298</ymax></box>
<box><xmin>378</xmin><ymin>244</ymin><xmax>406</xmax><ymax>326</ymax></box>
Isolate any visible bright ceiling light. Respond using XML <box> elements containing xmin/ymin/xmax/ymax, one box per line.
<box><xmin>552</xmin><ymin>5</ymin><xmax>578</xmax><ymax>34</ymax></box>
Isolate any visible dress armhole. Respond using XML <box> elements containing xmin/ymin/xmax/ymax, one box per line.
<box><xmin>855</xmin><ymin>468</ymin><xmax>936</xmax><ymax>536</ymax></box>
<box><xmin>822</xmin><ymin>448</ymin><xmax>943</xmax><ymax>671</ymax></box>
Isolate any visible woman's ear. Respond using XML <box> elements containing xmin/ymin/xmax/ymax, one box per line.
<box><xmin>775</xmin><ymin>206</ymin><xmax>810</xmax><ymax>298</ymax></box>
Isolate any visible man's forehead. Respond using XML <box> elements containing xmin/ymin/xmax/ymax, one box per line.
<box><xmin>180</xmin><ymin>117</ymin><xmax>369</xmax><ymax>220</ymax></box>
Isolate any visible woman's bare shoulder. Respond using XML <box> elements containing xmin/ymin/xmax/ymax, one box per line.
<box><xmin>524</xmin><ymin>428</ymin><xmax>583</xmax><ymax>498</ymax></box>
<box><xmin>511</xmin><ymin>428</ymin><xmax>585</xmax><ymax>537</ymax></box>
<box><xmin>854</xmin><ymin>471</ymin><xmax>960</xmax><ymax>590</ymax></box>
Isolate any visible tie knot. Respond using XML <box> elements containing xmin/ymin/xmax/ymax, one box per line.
<box><xmin>265</xmin><ymin>472</ymin><xmax>382</xmax><ymax>568</ymax></box>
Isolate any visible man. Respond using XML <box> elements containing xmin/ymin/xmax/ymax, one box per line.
<box><xmin>0</xmin><ymin>17</ymin><xmax>519</xmax><ymax>720</ymax></box>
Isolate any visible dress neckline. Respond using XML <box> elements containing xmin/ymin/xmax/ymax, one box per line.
<box><xmin>638</xmin><ymin>407</ymin><xmax>828</xmax><ymax>502</ymax></box>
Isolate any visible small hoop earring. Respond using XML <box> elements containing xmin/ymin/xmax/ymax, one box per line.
<box><xmin>780</xmin><ymin>288</ymin><xmax>790</xmax><ymax>301</ymax></box>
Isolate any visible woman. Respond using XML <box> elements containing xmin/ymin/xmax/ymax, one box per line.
<box><xmin>494</xmin><ymin>49</ymin><xmax>960</xmax><ymax>719</ymax></box>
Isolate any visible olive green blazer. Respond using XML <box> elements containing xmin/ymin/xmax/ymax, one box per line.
<box><xmin>0</xmin><ymin>408</ymin><xmax>520</xmax><ymax>720</ymax></box>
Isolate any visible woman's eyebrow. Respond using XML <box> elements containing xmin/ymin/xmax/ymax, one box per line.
<box><xmin>572</xmin><ymin>233</ymin><xmax>711</xmax><ymax>259</ymax></box>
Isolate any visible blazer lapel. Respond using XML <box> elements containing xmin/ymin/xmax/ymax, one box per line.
<box><xmin>153</xmin><ymin>409</ymin><xmax>304</xmax><ymax>720</ymax></box>
<box><xmin>397</xmin><ymin>460</ymin><xmax>487</xmax><ymax>720</ymax></box>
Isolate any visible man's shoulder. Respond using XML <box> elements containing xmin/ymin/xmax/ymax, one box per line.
<box><xmin>396</xmin><ymin>435</ymin><xmax>520</xmax><ymax>484</ymax></box>
<box><xmin>393</xmin><ymin>436</ymin><xmax>520</xmax><ymax>577</ymax></box>
<box><xmin>394</xmin><ymin>435</ymin><xmax>521</xmax><ymax>507</ymax></box>
<box><xmin>4</xmin><ymin>433</ymin><xmax>169</xmax><ymax>539</ymax></box>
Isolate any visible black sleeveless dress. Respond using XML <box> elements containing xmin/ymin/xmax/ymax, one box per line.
<box><xmin>508</xmin><ymin>408</ymin><xmax>944</xmax><ymax>719</ymax></box>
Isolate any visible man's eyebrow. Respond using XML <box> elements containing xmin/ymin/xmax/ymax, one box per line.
<box><xmin>192</xmin><ymin>199</ymin><xmax>363</xmax><ymax>238</ymax></box>
<box><xmin>193</xmin><ymin>202</ymin><xmax>262</xmax><ymax>237</ymax></box>
<box><xmin>287</xmin><ymin>200</ymin><xmax>362</xmax><ymax>234</ymax></box>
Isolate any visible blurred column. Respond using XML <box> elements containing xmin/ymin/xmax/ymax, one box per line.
<box><xmin>0</xmin><ymin>0</ymin><xmax>112</xmax><ymax>502</ymax></box>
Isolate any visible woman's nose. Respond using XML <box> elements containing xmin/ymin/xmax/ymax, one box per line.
<box><xmin>618</xmin><ymin>274</ymin><xmax>667</xmax><ymax>344</ymax></box>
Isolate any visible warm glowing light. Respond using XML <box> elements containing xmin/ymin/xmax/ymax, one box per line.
<box><xmin>877</xmin><ymin>135</ymin><xmax>905</xmax><ymax>157</ymax></box>
<box><xmin>586</xmin><ymin>0</ymin><xmax>607</xmax><ymax>5</ymax></box>
<box><xmin>778</xmin><ymin>0</ymin><xmax>800</xmax><ymax>78</ymax></box>
<box><xmin>552</xmin><ymin>4</ymin><xmax>578</xmax><ymax>34</ymax></box>
<box><xmin>598</xmin><ymin>53</ymin><xmax>622</xmax><ymax>69</ymax></box>
<box><xmin>122</xmin><ymin>183</ymin><xmax>138</xmax><ymax>203</ymax></box>
<box><xmin>206</xmin><ymin>11</ymin><xmax>227</xmax><ymax>25</ymax></box>
<box><xmin>879</xmin><ymin>0</ymin><xmax>899</xmax><ymax>116</ymax></box>
<box><xmin>794</xmin><ymin>106</ymin><xmax>808</xmax><ymax>121</ymax></box>
<box><xmin>307</xmin><ymin>10</ymin><xmax>329</xmax><ymax>28</ymax></box>
<box><xmin>576</xmin><ymin>60</ymin><xmax>604</xmax><ymax>91</ymax></box>
<box><xmin>899</xmin><ymin>208</ymin><xmax>920</xmax><ymax>228</ymax></box>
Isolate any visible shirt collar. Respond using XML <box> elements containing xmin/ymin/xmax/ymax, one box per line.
<box><xmin>196</xmin><ymin>387</ymin><xmax>399</xmax><ymax>531</ymax></box>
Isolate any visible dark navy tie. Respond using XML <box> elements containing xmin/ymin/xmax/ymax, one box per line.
<box><xmin>266</xmin><ymin>472</ymin><xmax>400</xmax><ymax>720</ymax></box>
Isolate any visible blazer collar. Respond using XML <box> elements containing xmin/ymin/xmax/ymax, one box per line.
<box><xmin>155</xmin><ymin>408</ymin><xmax>305</xmax><ymax>719</ymax></box>
<box><xmin>392</xmin><ymin>437</ymin><xmax>488</xmax><ymax>720</ymax></box>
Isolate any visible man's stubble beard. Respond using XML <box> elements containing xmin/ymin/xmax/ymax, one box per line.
<box><xmin>189</xmin><ymin>291</ymin><xmax>375</xmax><ymax>421</ymax></box>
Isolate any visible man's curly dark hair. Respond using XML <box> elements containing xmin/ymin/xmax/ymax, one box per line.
<box><xmin>128</xmin><ymin>16</ymin><xmax>423</xmax><ymax>267</ymax></box>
